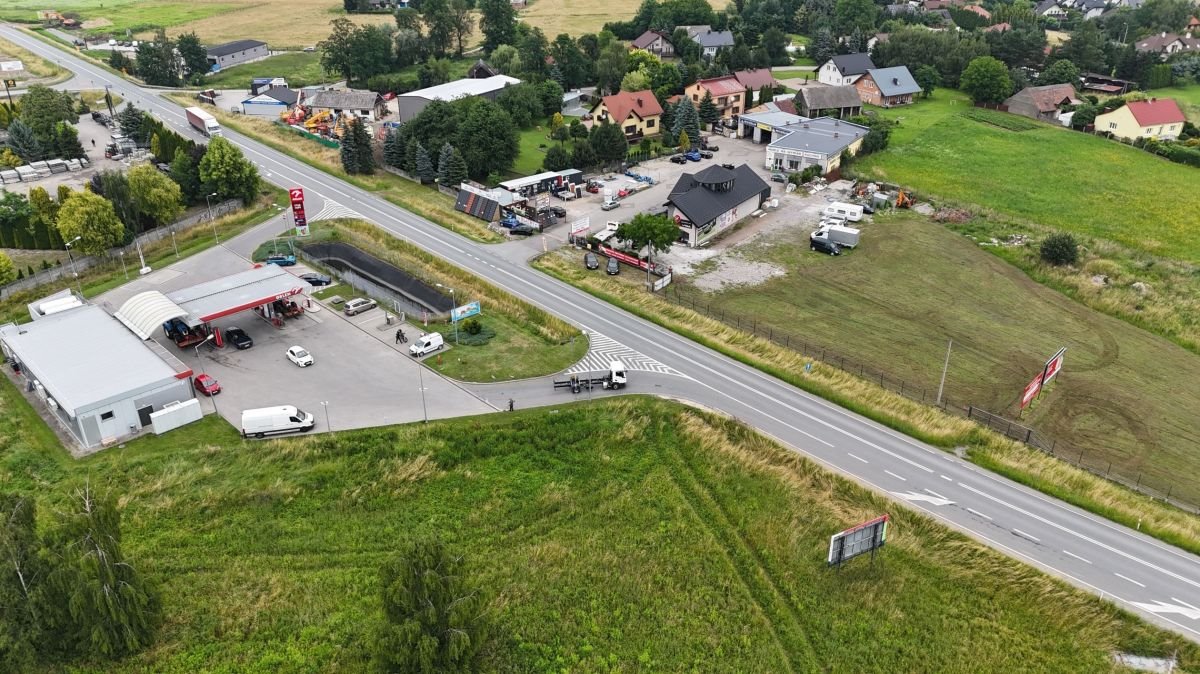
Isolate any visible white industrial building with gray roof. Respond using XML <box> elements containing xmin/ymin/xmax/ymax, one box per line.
<box><xmin>765</xmin><ymin>117</ymin><xmax>869</xmax><ymax>175</ymax></box>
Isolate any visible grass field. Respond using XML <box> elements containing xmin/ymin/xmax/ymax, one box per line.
<box><xmin>0</xmin><ymin>35</ymin><xmax>67</xmax><ymax>81</ymax></box>
<box><xmin>854</xmin><ymin>89</ymin><xmax>1200</xmax><ymax>260</ymax></box>
<box><xmin>667</xmin><ymin>211</ymin><xmax>1200</xmax><ymax>505</ymax></box>
<box><xmin>4</xmin><ymin>387</ymin><xmax>1195</xmax><ymax>672</ymax></box>
<box><xmin>520</xmin><ymin>0</ymin><xmax>724</xmax><ymax>35</ymax></box>
<box><xmin>1163</xmin><ymin>82</ymin><xmax>1200</xmax><ymax>123</ymax></box>
<box><xmin>204</xmin><ymin>52</ymin><xmax>329</xmax><ymax>89</ymax></box>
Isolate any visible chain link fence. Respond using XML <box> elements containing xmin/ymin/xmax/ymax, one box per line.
<box><xmin>664</xmin><ymin>286</ymin><xmax>1199</xmax><ymax>515</ymax></box>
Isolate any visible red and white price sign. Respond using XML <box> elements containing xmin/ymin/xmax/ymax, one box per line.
<box><xmin>289</xmin><ymin>187</ymin><xmax>309</xmax><ymax>236</ymax></box>
<box><xmin>289</xmin><ymin>187</ymin><xmax>305</xmax><ymax>204</ymax></box>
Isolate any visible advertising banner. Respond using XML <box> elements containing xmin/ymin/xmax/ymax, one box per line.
<box><xmin>451</xmin><ymin>301</ymin><xmax>481</xmax><ymax>322</ymax></box>
<box><xmin>1020</xmin><ymin>373</ymin><xmax>1043</xmax><ymax>409</ymax></box>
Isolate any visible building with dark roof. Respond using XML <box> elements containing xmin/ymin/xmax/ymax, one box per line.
<box><xmin>1135</xmin><ymin>31</ymin><xmax>1200</xmax><ymax>58</ymax></box>
<box><xmin>818</xmin><ymin>53</ymin><xmax>876</xmax><ymax>86</ymax></box>
<box><xmin>794</xmin><ymin>85</ymin><xmax>863</xmax><ymax>118</ymax></box>
<box><xmin>467</xmin><ymin>59</ymin><xmax>500</xmax><ymax>79</ymax></box>
<box><xmin>854</xmin><ymin>66</ymin><xmax>922</xmax><ymax>107</ymax></box>
<box><xmin>242</xmin><ymin>87</ymin><xmax>299</xmax><ymax>117</ymax></box>
<box><xmin>667</xmin><ymin>164</ymin><xmax>771</xmax><ymax>248</ymax></box>
<box><xmin>631</xmin><ymin>30</ymin><xmax>675</xmax><ymax>57</ymax></box>
<box><xmin>765</xmin><ymin>117</ymin><xmax>869</xmax><ymax>175</ymax></box>
<box><xmin>305</xmin><ymin>89</ymin><xmax>388</xmax><ymax>121</ymax></box>
<box><xmin>1003</xmin><ymin>84</ymin><xmax>1081</xmax><ymax>122</ymax></box>
<box><xmin>693</xmin><ymin>29</ymin><xmax>735</xmax><ymax>59</ymax></box>
<box><xmin>206</xmin><ymin>39</ymin><xmax>268</xmax><ymax>71</ymax></box>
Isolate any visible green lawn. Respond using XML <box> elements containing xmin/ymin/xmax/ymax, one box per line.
<box><xmin>4</xmin><ymin>389</ymin><xmax>1194</xmax><ymax>673</ymax></box>
<box><xmin>514</xmin><ymin>123</ymin><xmax>561</xmax><ymax>176</ymax></box>
<box><xmin>1160</xmin><ymin>82</ymin><xmax>1200</xmax><ymax>123</ymax></box>
<box><xmin>855</xmin><ymin>89</ymin><xmax>1200</xmax><ymax>260</ymax></box>
<box><xmin>773</xmin><ymin>67</ymin><xmax>816</xmax><ymax>80</ymax></box>
<box><xmin>673</xmin><ymin>211</ymin><xmax>1200</xmax><ymax>505</ymax></box>
<box><xmin>205</xmin><ymin>51</ymin><xmax>328</xmax><ymax>89</ymax></box>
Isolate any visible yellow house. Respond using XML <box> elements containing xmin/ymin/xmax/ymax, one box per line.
<box><xmin>1094</xmin><ymin>98</ymin><xmax>1187</xmax><ymax>141</ymax></box>
<box><xmin>590</xmin><ymin>90</ymin><xmax>663</xmax><ymax>141</ymax></box>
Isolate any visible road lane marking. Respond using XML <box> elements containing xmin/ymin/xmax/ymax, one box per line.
<box><xmin>940</xmin><ymin>474</ymin><xmax>952</xmax><ymax>481</ymax></box>
<box><xmin>847</xmin><ymin>453</ymin><xmax>868</xmax><ymax>463</ymax></box>
<box><xmin>884</xmin><ymin>470</ymin><xmax>906</xmax><ymax>481</ymax></box>
<box><xmin>923</xmin><ymin>488</ymin><xmax>949</xmax><ymax>500</ymax></box>
<box><xmin>966</xmin><ymin>508</ymin><xmax>991</xmax><ymax>521</ymax></box>
<box><xmin>1012</xmin><ymin>529</ymin><xmax>1041</xmax><ymax>544</ymax></box>
<box><xmin>1063</xmin><ymin>550</ymin><xmax>1092</xmax><ymax>564</ymax></box>
<box><xmin>1114</xmin><ymin>573</ymin><xmax>1146</xmax><ymax>588</ymax></box>
<box><xmin>1172</xmin><ymin>597</ymin><xmax>1200</xmax><ymax>612</ymax></box>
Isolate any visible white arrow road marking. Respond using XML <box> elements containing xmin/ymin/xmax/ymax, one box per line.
<box><xmin>891</xmin><ymin>491</ymin><xmax>955</xmax><ymax>507</ymax></box>
<box><xmin>1131</xmin><ymin>600</ymin><xmax>1200</xmax><ymax>620</ymax></box>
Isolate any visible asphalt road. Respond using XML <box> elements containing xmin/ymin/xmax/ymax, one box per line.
<box><xmin>7</xmin><ymin>25</ymin><xmax>1200</xmax><ymax>642</ymax></box>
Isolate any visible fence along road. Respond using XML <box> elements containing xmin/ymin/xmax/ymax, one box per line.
<box><xmin>7</xmin><ymin>24</ymin><xmax>1200</xmax><ymax>642</ymax></box>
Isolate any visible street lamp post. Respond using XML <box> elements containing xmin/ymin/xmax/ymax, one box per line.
<box><xmin>64</xmin><ymin>236</ymin><xmax>82</xmax><ymax>296</ymax></box>
<box><xmin>417</xmin><ymin>363</ymin><xmax>428</xmax><ymax>423</ymax></box>
<box><xmin>320</xmin><ymin>401</ymin><xmax>330</xmax><ymax>431</ymax></box>
<box><xmin>118</xmin><ymin>250</ymin><xmax>128</xmax><ymax>279</ymax></box>
<box><xmin>205</xmin><ymin>193</ymin><xmax>219</xmax><ymax>242</ymax></box>
<box><xmin>170</xmin><ymin>226</ymin><xmax>179</xmax><ymax>259</ymax></box>
<box><xmin>436</xmin><ymin>284</ymin><xmax>458</xmax><ymax>345</ymax></box>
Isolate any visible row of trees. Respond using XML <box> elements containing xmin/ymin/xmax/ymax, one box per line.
<box><xmin>133</xmin><ymin>29</ymin><xmax>210</xmax><ymax>86</ymax></box>
<box><xmin>0</xmin><ymin>86</ymin><xmax>85</xmax><ymax>164</ymax></box>
<box><xmin>0</xmin><ymin>488</ymin><xmax>161</xmax><ymax>668</ymax></box>
<box><xmin>540</xmin><ymin>121</ymin><xmax>631</xmax><ymax>172</ymax></box>
<box><xmin>383</xmin><ymin>97</ymin><xmax>520</xmax><ymax>181</ymax></box>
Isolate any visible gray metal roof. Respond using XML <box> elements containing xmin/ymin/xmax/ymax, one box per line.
<box><xmin>768</xmin><ymin>117</ymin><xmax>870</xmax><ymax>156</ymax></box>
<box><xmin>694</xmin><ymin>30</ymin><xmax>734</xmax><ymax>48</ymax></box>
<box><xmin>305</xmin><ymin>89</ymin><xmax>385</xmax><ymax>111</ymax></box>
<box><xmin>867</xmin><ymin>66</ymin><xmax>922</xmax><ymax>97</ymax></box>
<box><xmin>829</xmin><ymin>53</ymin><xmax>876</xmax><ymax>76</ymax></box>
<box><xmin>0</xmin><ymin>306</ymin><xmax>179</xmax><ymax>417</ymax></box>
<box><xmin>168</xmin><ymin>265</ymin><xmax>305</xmax><ymax>323</ymax></box>
<box><xmin>739</xmin><ymin>110</ymin><xmax>806</xmax><ymax>128</ymax></box>
<box><xmin>668</xmin><ymin>164</ymin><xmax>770</xmax><ymax>226</ymax></box>
<box><xmin>207</xmin><ymin>39</ymin><xmax>266</xmax><ymax>57</ymax></box>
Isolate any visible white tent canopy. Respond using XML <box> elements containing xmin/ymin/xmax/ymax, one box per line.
<box><xmin>114</xmin><ymin>291</ymin><xmax>188</xmax><ymax>340</ymax></box>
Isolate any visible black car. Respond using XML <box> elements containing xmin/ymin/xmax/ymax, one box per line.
<box><xmin>509</xmin><ymin>223</ymin><xmax>537</xmax><ymax>236</ymax></box>
<box><xmin>669</xmin><ymin>155</ymin><xmax>688</xmax><ymax>164</ymax></box>
<box><xmin>810</xmin><ymin>237</ymin><xmax>842</xmax><ymax>256</ymax></box>
<box><xmin>699</xmin><ymin>150</ymin><xmax>714</xmax><ymax>159</ymax></box>
<box><xmin>584</xmin><ymin>252</ymin><xmax>600</xmax><ymax>270</ymax></box>
<box><xmin>540</xmin><ymin>205</ymin><xmax>566</xmax><ymax>218</ymax></box>
<box><xmin>300</xmin><ymin>272</ymin><xmax>332</xmax><ymax>286</ymax></box>
<box><xmin>225</xmin><ymin>326</ymin><xmax>253</xmax><ymax>349</ymax></box>
<box><xmin>606</xmin><ymin>256</ymin><xmax>620</xmax><ymax>275</ymax></box>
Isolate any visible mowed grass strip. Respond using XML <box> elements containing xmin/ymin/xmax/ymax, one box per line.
<box><xmin>533</xmin><ymin>249</ymin><xmax>1200</xmax><ymax>555</ymax></box>
<box><xmin>203</xmin><ymin>51</ymin><xmax>328</xmax><ymax>89</ymax></box>
<box><xmin>3</xmin><ymin>387</ymin><xmax>1195</xmax><ymax>672</ymax></box>
<box><xmin>855</xmin><ymin>90</ymin><xmax>1200</xmax><ymax>260</ymax></box>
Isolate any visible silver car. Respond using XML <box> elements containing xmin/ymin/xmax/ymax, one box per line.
<box><xmin>342</xmin><ymin>297</ymin><xmax>377</xmax><ymax>315</ymax></box>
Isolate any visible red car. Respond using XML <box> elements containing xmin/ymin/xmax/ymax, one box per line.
<box><xmin>194</xmin><ymin>373</ymin><xmax>221</xmax><ymax>396</ymax></box>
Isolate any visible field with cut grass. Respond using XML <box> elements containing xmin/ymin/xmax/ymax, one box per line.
<box><xmin>204</xmin><ymin>51</ymin><xmax>329</xmax><ymax>89</ymax></box>
<box><xmin>1164</xmin><ymin>83</ymin><xmax>1200</xmax><ymax>122</ymax></box>
<box><xmin>0</xmin><ymin>35</ymin><xmax>67</xmax><ymax>81</ymax></box>
<box><xmin>666</xmin><ymin>210</ymin><xmax>1200</xmax><ymax>505</ymax></box>
<box><xmin>854</xmin><ymin>89</ymin><xmax>1200</xmax><ymax>260</ymax></box>
<box><xmin>520</xmin><ymin>0</ymin><xmax>724</xmax><ymax>36</ymax></box>
<box><xmin>4</xmin><ymin>387</ymin><xmax>1195</xmax><ymax>672</ymax></box>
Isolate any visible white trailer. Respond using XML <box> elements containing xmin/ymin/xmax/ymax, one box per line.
<box><xmin>185</xmin><ymin>106</ymin><xmax>222</xmax><ymax>137</ymax></box>
<box><xmin>812</xmin><ymin>223</ymin><xmax>860</xmax><ymax>248</ymax></box>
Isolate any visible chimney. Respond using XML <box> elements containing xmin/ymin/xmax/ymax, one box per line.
<box><xmin>1162</xmin><ymin>31</ymin><xmax>1167</xmax><ymax>38</ymax></box>
<box><xmin>893</xmin><ymin>77</ymin><xmax>899</xmax><ymax>85</ymax></box>
<box><xmin>636</xmin><ymin>97</ymin><xmax>642</xmax><ymax>106</ymax></box>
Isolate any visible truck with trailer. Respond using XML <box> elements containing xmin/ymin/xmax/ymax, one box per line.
<box><xmin>185</xmin><ymin>106</ymin><xmax>222</xmax><ymax>137</ymax></box>
<box><xmin>811</xmin><ymin>223</ymin><xmax>860</xmax><ymax>249</ymax></box>
<box><xmin>553</xmin><ymin>361</ymin><xmax>628</xmax><ymax>394</ymax></box>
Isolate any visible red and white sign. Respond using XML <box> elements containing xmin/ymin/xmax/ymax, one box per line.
<box><xmin>289</xmin><ymin>188</ymin><xmax>305</xmax><ymax>204</ymax></box>
<box><xmin>290</xmin><ymin>187</ymin><xmax>308</xmax><ymax>235</ymax></box>
<box><xmin>1043</xmin><ymin>347</ymin><xmax>1066</xmax><ymax>384</ymax></box>
<box><xmin>1020</xmin><ymin>373</ymin><xmax>1043</xmax><ymax>409</ymax></box>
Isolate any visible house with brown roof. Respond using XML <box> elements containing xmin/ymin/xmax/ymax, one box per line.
<box><xmin>964</xmin><ymin>4</ymin><xmax>991</xmax><ymax>18</ymax></box>
<box><xmin>631</xmin><ymin>30</ymin><xmax>675</xmax><ymax>57</ymax></box>
<box><xmin>733</xmin><ymin>68</ymin><xmax>780</xmax><ymax>103</ymax></box>
<box><xmin>1135</xmin><ymin>31</ymin><xmax>1200</xmax><ymax>58</ymax></box>
<box><xmin>1003</xmin><ymin>84</ymin><xmax>1081</xmax><ymax>122</ymax></box>
<box><xmin>984</xmin><ymin>22</ymin><xmax>1011</xmax><ymax>32</ymax></box>
<box><xmin>794</xmin><ymin>85</ymin><xmax>863</xmax><ymax>118</ymax></box>
<box><xmin>590</xmin><ymin>89</ymin><xmax>664</xmax><ymax>140</ymax></box>
<box><xmin>1188</xmin><ymin>15</ymin><xmax>1200</xmax><ymax>31</ymax></box>
<box><xmin>684</xmin><ymin>76</ymin><xmax>747</xmax><ymax>118</ymax></box>
<box><xmin>1095</xmin><ymin>98</ymin><xmax>1187</xmax><ymax>141</ymax></box>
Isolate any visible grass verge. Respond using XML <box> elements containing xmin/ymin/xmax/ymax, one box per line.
<box><xmin>532</xmin><ymin>249</ymin><xmax>1200</xmax><ymax>557</ymax></box>
<box><xmin>170</xmin><ymin>96</ymin><xmax>502</xmax><ymax>243</ymax></box>
<box><xmin>3</xmin><ymin>387</ymin><xmax>1195</xmax><ymax>672</ymax></box>
<box><xmin>0</xmin><ymin>34</ymin><xmax>69</xmax><ymax>83</ymax></box>
<box><xmin>282</xmin><ymin>219</ymin><xmax>585</xmax><ymax>382</ymax></box>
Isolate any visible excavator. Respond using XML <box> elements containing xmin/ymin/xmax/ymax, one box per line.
<box><xmin>895</xmin><ymin>190</ymin><xmax>914</xmax><ymax>209</ymax></box>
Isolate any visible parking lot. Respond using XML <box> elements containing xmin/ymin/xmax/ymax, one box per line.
<box><xmin>96</xmin><ymin>245</ymin><xmax>493</xmax><ymax>434</ymax></box>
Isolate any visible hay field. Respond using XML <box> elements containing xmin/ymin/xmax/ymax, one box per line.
<box><xmin>518</xmin><ymin>0</ymin><xmax>725</xmax><ymax>36</ymax></box>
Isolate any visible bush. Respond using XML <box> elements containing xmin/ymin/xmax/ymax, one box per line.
<box><xmin>1040</xmin><ymin>232</ymin><xmax>1079</xmax><ymax>266</ymax></box>
<box><xmin>463</xmin><ymin>317</ymin><xmax>482</xmax><ymax>335</ymax></box>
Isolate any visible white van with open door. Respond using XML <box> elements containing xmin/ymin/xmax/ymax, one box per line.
<box><xmin>241</xmin><ymin>405</ymin><xmax>316</xmax><ymax>438</ymax></box>
<box><xmin>409</xmin><ymin>332</ymin><xmax>445</xmax><ymax>357</ymax></box>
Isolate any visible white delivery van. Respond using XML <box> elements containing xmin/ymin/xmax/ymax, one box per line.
<box><xmin>240</xmin><ymin>405</ymin><xmax>316</xmax><ymax>438</ymax></box>
<box><xmin>409</xmin><ymin>332</ymin><xmax>445</xmax><ymax>357</ymax></box>
<box><xmin>821</xmin><ymin>201</ymin><xmax>864</xmax><ymax>222</ymax></box>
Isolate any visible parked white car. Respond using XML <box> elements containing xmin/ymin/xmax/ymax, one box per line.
<box><xmin>286</xmin><ymin>345</ymin><xmax>314</xmax><ymax>367</ymax></box>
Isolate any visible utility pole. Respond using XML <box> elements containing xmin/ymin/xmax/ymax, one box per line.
<box><xmin>2</xmin><ymin>79</ymin><xmax>14</xmax><ymax>106</ymax></box>
<box><xmin>936</xmin><ymin>339</ymin><xmax>953</xmax><ymax>406</ymax></box>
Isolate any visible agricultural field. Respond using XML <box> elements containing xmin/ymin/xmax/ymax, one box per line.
<box><xmin>855</xmin><ymin>90</ymin><xmax>1200</xmax><ymax>260</ymax></box>
<box><xmin>520</xmin><ymin>0</ymin><xmax>724</xmax><ymax>36</ymax></box>
<box><xmin>203</xmin><ymin>52</ymin><xmax>329</xmax><ymax>89</ymax></box>
<box><xmin>3</xmin><ymin>389</ymin><xmax>1195</xmax><ymax>672</ymax></box>
<box><xmin>667</xmin><ymin>210</ymin><xmax>1200</xmax><ymax>505</ymax></box>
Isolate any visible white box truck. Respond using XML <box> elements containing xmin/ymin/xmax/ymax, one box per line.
<box><xmin>812</xmin><ymin>224</ymin><xmax>860</xmax><ymax>248</ymax></box>
<box><xmin>185</xmin><ymin>106</ymin><xmax>222</xmax><ymax>137</ymax></box>
<box><xmin>821</xmin><ymin>202</ymin><xmax>864</xmax><ymax>222</ymax></box>
<box><xmin>240</xmin><ymin>405</ymin><xmax>315</xmax><ymax>438</ymax></box>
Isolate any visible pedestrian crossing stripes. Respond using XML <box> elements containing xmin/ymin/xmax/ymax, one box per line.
<box><xmin>311</xmin><ymin>199</ymin><xmax>364</xmax><ymax>222</ymax></box>
<box><xmin>567</xmin><ymin>331</ymin><xmax>684</xmax><ymax>377</ymax></box>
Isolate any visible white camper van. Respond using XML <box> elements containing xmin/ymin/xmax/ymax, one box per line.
<box><xmin>240</xmin><ymin>405</ymin><xmax>316</xmax><ymax>438</ymax></box>
<box><xmin>821</xmin><ymin>201</ymin><xmax>864</xmax><ymax>222</ymax></box>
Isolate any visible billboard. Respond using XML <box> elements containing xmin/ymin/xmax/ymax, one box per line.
<box><xmin>0</xmin><ymin>61</ymin><xmax>24</xmax><ymax>72</ymax></box>
<box><xmin>569</xmin><ymin>217</ymin><xmax>591</xmax><ymax>237</ymax></box>
<box><xmin>451</xmin><ymin>301</ymin><xmax>481</xmax><ymax>322</ymax></box>
<box><xmin>1020</xmin><ymin>374</ymin><xmax>1043</xmax><ymax>409</ymax></box>
<box><xmin>828</xmin><ymin>515</ymin><xmax>889</xmax><ymax>567</ymax></box>
<box><xmin>1042</xmin><ymin>347</ymin><xmax>1066</xmax><ymax>384</ymax></box>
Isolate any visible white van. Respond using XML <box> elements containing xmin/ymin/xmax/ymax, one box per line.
<box><xmin>240</xmin><ymin>405</ymin><xmax>316</xmax><ymax>438</ymax></box>
<box><xmin>409</xmin><ymin>332</ymin><xmax>445</xmax><ymax>357</ymax></box>
<box><xmin>821</xmin><ymin>201</ymin><xmax>864</xmax><ymax>222</ymax></box>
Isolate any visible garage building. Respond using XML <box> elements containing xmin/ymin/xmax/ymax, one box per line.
<box><xmin>206</xmin><ymin>39</ymin><xmax>268</xmax><ymax>72</ymax></box>
<box><xmin>0</xmin><ymin>304</ymin><xmax>194</xmax><ymax>449</ymax></box>
<box><xmin>395</xmin><ymin>75</ymin><xmax>521</xmax><ymax>121</ymax></box>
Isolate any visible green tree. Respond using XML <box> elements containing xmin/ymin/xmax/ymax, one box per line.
<box><xmin>199</xmin><ymin>137</ymin><xmax>260</xmax><ymax>204</ymax></box>
<box><xmin>834</xmin><ymin>0</ymin><xmax>876</xmax><ymax>36</ymax></box>
<box><xmin>6</xmin><ymin>119</ymin><xmax>42</xmax><ymax>162</ymax></box>
<box><xmin>678</xmin><ymin>129</ymin><xmax>691</xmax><ymax>151</ymax></box>
<box><xmin>489</xmin><ymin>44</ymin><xmax>520</xmax><ymax>74</ymax></box>
<box><xmin>913</xmin><ymin>64</ymin><xmax>942</xmax><ymax>98</ymax></box>
<box><xmin>1038</xmin><ymin>59</ymin><xmax>1080</xmax><ymax>86</ymax></box>
<box><xmin>671</xmin><ymin>97</ymin><xmax>700</xmax><ymax>147</ymax></box>
<box><xmin>28</xmin><ymin>186</ymin><xmax>58</xmax><ymax>249</ymax></box>
<box><xmin>436</xmin><ymin>142</ymin><xmax>456</xmax><ymax>183</ymax></box>
<box><xmin>697</xmin><ymin>90</ymin><xmax>720</xmax><ymax>126</ymax></box>
<box><xmin>128</xmin><ymin>164</ymin><xmax>184</xmax><ymax>227</ymax></box>
<box><xmin>444</xmin><ymin>147</ymin><xmax>469</xmax><ymax>186</ymax></box>
<box><xmin>596</xmin><ymin>41</ymin><xmax>629</xmax><ymax>94</ymax></box>
<box><xmin>570</xmin><ymin>140</ymin><xmax>598</xmax><ymax>169</ymax></box>
<box><xmin>479</xmin><ymin>0</ymin><xmax>518</xmax><ymax>52</ymax></box>
<box><xmin>18</xmin><ymin>85</ymin><xmax>75</xmax><ymax>142</ymax></box>
<box><xmin>539</xmin><ymin>80</ymin><xmax>564</xmax><ymax>117</ymax></box>
<box><xmin>543</xmin><ymin>145</ymin><xmax>571</xmax><ymax>171</ymax></box>
<box><xmin>169</xmin><ymin>148</ymin><xmax>203</xmax><ymax>204</ymax></box>
<box><xmin>453</xmin><ymin>97</ymin><xmax>519</xmax><ymax>179</ymax></box>
<box><xmin>422</xmin><ymin>0</ymin><xmax>456</xmax><ymax>57</ymax></box>
<box><xmin>108</xmin><ymin>49</ymin><xmax>131</xmax><ymax>73</ymax></box>
<box><xmin>811</xmin><ymin>27</ymin><xmax>837</xmax><ymax>67</ymax></box>
<box><xmin>1146</xmin><ymin>63</ymin><xmax>1173</xmax><ymax>89</ymax></box>
<box><xmin>42</xmin><ymin>485</ymin><xmax>161</xmax><ymax>659</ymax></box>
<box><xmin>319</xmin><ymin>19</ymin><xmax>395</xmax><ymax>83</ymax></box>
<box><xmin>416</xmin><ymin>142</ymin><xmax>435</xmax><ymax>182</ymax></box>
<box><xmin>0</xmin><ymin>149</ymin><xmax>20</xmax><ymax>168</ymax></box>
<box><xmin>449</xmin><ymin>0</ymin><xmax>475</xmax><ymax>56</ymax></box>
<box><xmin>135</xmin><ymin>29</ymin><xmax>180</xmax><ymax>86</ymax></box>
<box><xmin>615</xmin><ymin>211</ymin><xmax>677</xmax><ymax>283</ymax></box>
<box><xmin>519</xmin><ymin>27</ymin><xmax>550</xmax><ymax>80</ymax></box>
<box><xmin>51</xmin><ymin>121</ymin><xmax>85</xmax><ymax>160</ymax></box>
<box><xmin>176</xmin><ymin>32</ymin><xmax>209</xmax><ymax>83</ymax></box>
<box><xmin>1057</xmin><ymin>21</ymin><xmax>1107</xmax><ymax>75</ymax></box>
<box><xmin>340</xmin><ymin>117</ymin><xmax>361</xmax><ymax>173</ymax></box>
<box><xmin>590</xmin><ymin>121</ymin><xmax>629</xmax><ymax>164</ymax></box>
<box><xmin>1040</xmin><ymin>232</ymin><xmax>1079</xmax><ymax>266</ymax></box>
<box><xmin>0</xmin><ymin>493</ymin><xmax>44</xmax><ymax>667</ymax></box>
<box><xmin>496</xmin><ymin>83</ymin><xmax>545</xmax><ymax>128</ymax></box>
<box><xmin>570</xmin><ymin>119</ymin><xmax>589</xmax><ymax>140</ymax></box>
<box><xmin>116</xmin><ymin>102</ymin><xmax>146</xmax><ymax>139</ymax></box>
<box><xmin>98</xmin><ymin>169</ymin><xmax>139</xmax><ymax>238</ymax></box>
<box><xmin>353</xmin><ymin>117</ymin><xmax>375</xmax><ymax>173</ymax></box>
<box><xmin>56</xmin><ymin>191</ymin><xmax>125</xmax><ymax>255</ymax></box>
<box><xmin>383</xmin><ymin>129</ymin><xmax>405</xmax><ymax>168</ymax></box>
<box><xmin>0</xmin><ymin>191</ymin><xmax>32</xmax><ymax>249</ymax></box>
<box><xmin>371</xmin><ymin>538</ymin><xmax>490</xmax><ymax>673</ymax></box>
<box><xmin>960</xmin><ymin>56</ymin><xmax>1013</xmax><ymax>104</ymax></box>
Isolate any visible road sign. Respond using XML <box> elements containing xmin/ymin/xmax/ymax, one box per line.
<box><xmin>451</xmin><ymin>301</ymin><xmax>481</xmax><ymax>322</ymax></box>
<box><xmin>3</xmin><ymin>79</ymin><xmax>15</xmax><ymax>88</ymax></box>
<box><xmin>827</xmin><ymin>514</ymin><xmax>889</xmax><ymax>567</ymax></box>
<box><xmin>0</xmin><ymin>61</ymin><xmax>23</xmax><ymax>72</ymax></box>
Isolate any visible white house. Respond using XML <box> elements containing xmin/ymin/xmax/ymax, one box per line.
<box><xmin>818</xmin><ymin>53</ymin><xmax>876</xmax><ymax>86</ymax></box>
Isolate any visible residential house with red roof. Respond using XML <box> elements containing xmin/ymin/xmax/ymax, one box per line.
<box><xmin>732</xmin><ymin>68</ymin><xmax>779</xmax><ymax>104</ymax></box>
<box><xmin>590</xmin><ymin>89</ymin><xmax>664</xmax><ymax>140</ymax></box>
<box><xmin>684</xmin><ymin>75</ymin><xmax>747</xmax><ymax>118</ymax></box>
<box><xmin>1094</xmin><ymin>98</ymin><xmax>1187</xmax><ymax>141</ymax></box>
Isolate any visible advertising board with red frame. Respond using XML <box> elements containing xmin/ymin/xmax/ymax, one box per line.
<box><xmin>1020</xmin><ymin>373</ymin><xmax>1043</xmax><ymax>409</ymax></box>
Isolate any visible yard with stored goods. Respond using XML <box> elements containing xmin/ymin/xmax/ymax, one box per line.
<box><xmin>4</xmin><ymin>391</ymin><xmax>1194</xmax><ymax>673</ymax></box>
<box><xmin>854</xmin><ymin>90</ymin><xmax>1200</xmax><ymax>260</ymax></box>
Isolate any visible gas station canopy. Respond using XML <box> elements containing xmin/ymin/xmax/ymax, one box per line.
<box><xmin>168</xmin><ymin>265</ymin><xmax>307</xmax><ymax>324</ymax></box>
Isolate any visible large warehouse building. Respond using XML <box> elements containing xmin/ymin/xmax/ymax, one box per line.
<box><xmin>0</xmin><ymin>304</ymin><xmax>194</xmax><ymax>449</ymax></box>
